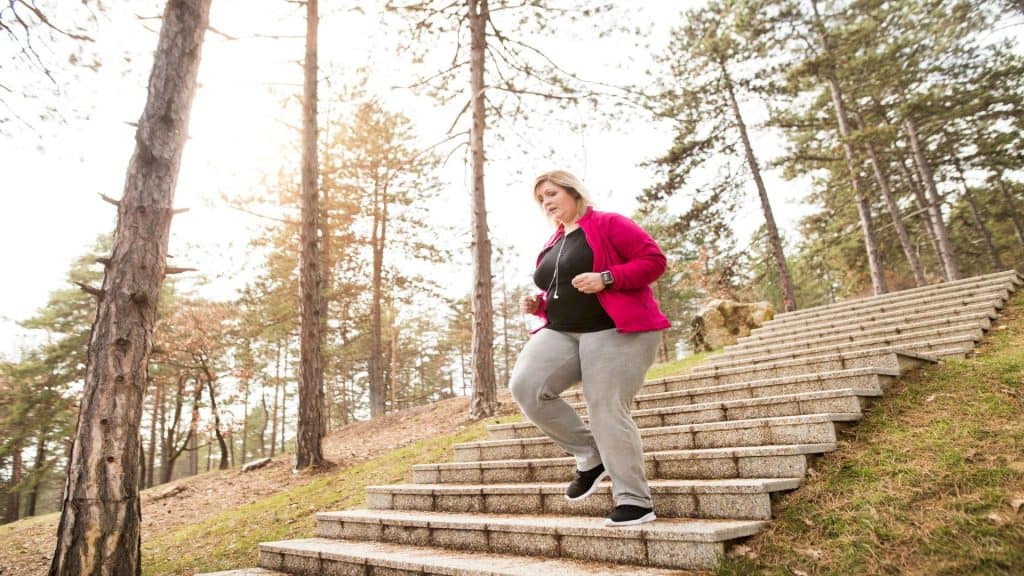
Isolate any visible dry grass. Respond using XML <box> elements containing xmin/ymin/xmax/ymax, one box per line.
<box><xmin>718</xmin><ymin>292</ymin><xmax>1024</xmax><ymax>575</ymax></box>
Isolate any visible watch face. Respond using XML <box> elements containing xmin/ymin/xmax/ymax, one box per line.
<box><xmin>601</xmin><ymin>271</ymin><xmax>613</xmax><ymax>285</ymax></box>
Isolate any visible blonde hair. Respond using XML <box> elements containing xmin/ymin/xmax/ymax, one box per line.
<box><xmin>533</xmin><ymin>170</ymin><xmax>593</xmax><ymax>224</ymax></box>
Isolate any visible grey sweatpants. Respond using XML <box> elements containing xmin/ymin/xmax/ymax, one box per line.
<box><xmin>509</xmin><ymin>327</ymin><xmax>662</xmax><ymax>508</ymax></box>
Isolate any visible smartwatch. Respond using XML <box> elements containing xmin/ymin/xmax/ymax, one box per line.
<box><xmin>600</xmin><ymin>270</ymin><xmax>614</xmax><ymax>286</ymax></box>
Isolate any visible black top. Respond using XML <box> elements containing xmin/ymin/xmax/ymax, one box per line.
<box><xmin>533</xmin><ymin>228</ymin><xmax>615</xmax><ymax>332</ymax></box>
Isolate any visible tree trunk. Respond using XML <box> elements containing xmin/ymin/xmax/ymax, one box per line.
<box><xmin>240</xmin><ymin>383</ymin><xmax>249</xmax><ymax>466</ymax></box>
<box><xmin>369</xmin><ymin>178</ymin><xmax>386</xmax><ymax>418</ymax></box>
<box><xmin>856</xmin><ymin>113</ymin><xmax>927</xmax><ymax>286</ymax></box>
<box><xmin>281</xmin><ymin>345</ymin><xmax>288</xmax><ymax>452</ymax></box>
<box><xmin>319</xmin><ymin>158</ymin><xmax>332</xmax><ymax>439</ymax></box>
<box><xmin>159</xmin><ymin>374</ymin><xmax>187</xmax><ymax>485</ymax></box>
<box><xmin>723</xmin><ymin>66</ymin><xmax>797</xmax><ymax>310</ymax></box>
<box><xmin>187</xmin><ymin>431</ymin><xmax>197</xmax><ymax>477</ymax></box>
<box><xmin>827</xmin><ymin>76</ymin><xmax>887</xmax><ymax>294</ymax></box>
<box><xmin>259</xmin><ymin>391</ymin><xmax>268</xmax><ymax>457</ymax></box>
<box><xmin>48</xmin><ymin>2</ymin><xmax>210</xmax><ymax>573</ymax></box>
<box><xmin>467</xmin><ymin>0</ymin><xmax>498</xmax><ymax>419</ymax></box>
<box><xmin>270</xmin><ymin>343</ymin><xmax>280</xmax><ymax>457</ymax></box>
<box><xmin>995</xmin><ymin>176</ymin><xmax>1024</xmax><ymax>257</ymax></box>
<box><xmin>904</xmin><ymin>117</ymin><xmax>960</xmax><ymax>280</ymax></box>
<box><xmin>897</xmin><ymin>154</ymin><xmax>946</xmax><ymax>277</ymax></box>
<box><xmin>204</xmin><ymin>377</ymin><xmax>229</xmax><ymax>470</ymax></box>
<box><xmin>953</xmin><ymin>160</ymin><xmax>1003</xmax><ymax>271</ymax></box>
<box><xmin>389</xmin><ymin>306</ymin><xmax>399</xmax><ymax>410</ymax></box>
<box><xmin>500</xmin><ymin>273</ymin><xmax>510</xmax><ymax>386</ymax></box>
<box><xmin>146</xmin><ymin>377</ymin><xmax>163</xmax><ymax>488</ymax></box>
<box><xmin>5</xmin><ymin>442</ymin><xmax>22</xmax><ymax>523</ymax></box>
<box><xmin>186</xmin><ymin>377</ymin><xmax>202</xmax><ymax>478</ymax></box>
<box><xmin>295</xmin><ymin>0</ymin><xmax>324</xmax><ymax>470</ymax></box>
<box><xmin>810</xmin><ymin>1</ymin><xmax>886</xmax><ymax>294</ymax></box>
<box><xmin>27</xmin><ymin>435</ymin><xmax>46</xmax><ymax>517</ymax></box>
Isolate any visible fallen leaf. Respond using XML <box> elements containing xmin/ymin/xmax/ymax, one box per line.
<box><xmin>1011</xmin><ymin>497</ymin><xmax>1024</xmax><ymax>515</ymax></box>
<box><xmin>925</xmin><ymin>394</ymin><xmax>936</xmax><ymax>402</ymax></box>
<box><xmin>792</xmin><ymin>569</ymin><xmax>809</xmax><ymax>576</ymax></box>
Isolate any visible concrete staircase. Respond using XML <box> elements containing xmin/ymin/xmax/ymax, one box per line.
<box><xmin>205</xmin><ymin>270</ymin><xmax>1021</xmax><ymax>575</ymax></box>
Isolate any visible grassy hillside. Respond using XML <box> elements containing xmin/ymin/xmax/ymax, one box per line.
<box><xmin>1</xmin><ymin>302</ymin><xmax>1020</xmax><ymax>575</ymax></box>
<box><xmin>717</xmin><ymin>291</ymin><xmax>1024</xmax><ymax>576</ymax></box>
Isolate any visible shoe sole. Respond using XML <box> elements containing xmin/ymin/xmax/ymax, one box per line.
<box><xmin>604</xmin><ymin>511</ymin><xmax>657</xmax><ymax>527</ymax></box>
<box><xmin>564</xmin><ymin>469</ymin><xmax>610</xmax><ymax>501</ymax></box>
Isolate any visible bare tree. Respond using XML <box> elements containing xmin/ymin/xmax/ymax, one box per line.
<box><xmin>48</xmin><ymin>0</ymin><xmax>211</xmax><ymax>573</ymax></box>
<box><xmin>295</xmin><ymin>0</ymin><xmax>324</xmax><ymax>470</ymax></box>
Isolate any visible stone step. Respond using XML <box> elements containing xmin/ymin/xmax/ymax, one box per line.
<box><xmin>739</xmin><ymin>299</ymin><xmax>1000</xmax><ymax>344</ymax></box>
<box><xmin>729</xmin><ymin>310</ymin><xmax>992</xmax><ymax>357</ymax></box>
<box><xmin>651</xmin><ymin>348</ymin><xmax>932</xmax><ymax>394</ymax></box>
<box><xmin>557</xmin><ymin>351</ymin><xmax>920</xmax><ymax>408</ymax></box>
<box><xmin>314</xmin><ymin>509</ymin><xmax>767</xmax><ymax>570</ymax></box>
<box><xmin>456</xmin><ymin>414</ymin><xmax>856</xmax><ymax>463</ymax></box>
<box><xmin>690</xmin><ymin>335</ymin><xmax>971</xmax><ymax>377</ymax></box>
<box><xmin>581</xmin><ymin>388</ymin><xmax>876</xmax><ymax>428</ymax></box>
<box><xmin>259</xmin><ymin>538</ymin><xmax>688</xmax><ymax>575</ymax></box>
<box><xmin>769</xmin><ymin>271</ymin><xmax>1019</xmax><ymax>323</ymax></box>
<box><xmin>498</xmin><ymin>386</ymin><xmax>880</xmax><ymax>442</ymax></box>
<box><xmin>753</xmin><ymin>290</ymin><xmax>1008</xmax><ymax>339</ymax></box>
<box><xmin>702</xmin><ymin>325</ymin><xmax>984</xmax><ymax>369</ymax></box>
<box><xmin>365</xmin><ymin>478</ymin><xmax>802</xmax><ymax>521</ymax></box>
<box><xmin>558</xmin><ymin>366</ymin><xmax>898</xmax><ymax>409</ymax></box>
<box><xmin>412</xmin><ymin>443</ymin><xmax>836</xmax><ymax>484</ymax></box>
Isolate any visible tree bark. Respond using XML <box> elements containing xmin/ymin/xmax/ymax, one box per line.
<box><xmin>48</xmin><ymin>1</ymin><xmax>210</xmax><ymax>573</ymax></box>
<box><xmin>467</xmin><ymin>0</ymin><xmax>498</xmax><ymax>419</ymax></box>
<box><xmin>904</xmin><ymin>117</ymin><xmax>960</xmax><ymax>280</ymax></box>
<box><xmin>723</xmin><ymin>65</ymin><xmax>797</xmax><ymax>310</ymax></box>
<box><xmin>995</xmin><ymin>175</ymin><xmax>1024</xmax><ymax>257</ymax></box>
<box><xmin>295</xmin><ymin>0</ymin><xmax>324</xmax><ymax>470</ymax></box>
<box><xmin>855</xmin><ymin>112</ymin><xmax>927</xmax><ymax>286</ymax></box>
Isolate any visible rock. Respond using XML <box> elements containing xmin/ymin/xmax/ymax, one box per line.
<box><xmin>152</xmin><ymin>484</ymin><xmax>188</xmax><ymax>501</ymax></box>
<box><xmin>242</xmin><ymin>457</ymin><xmax>272</xmax><ymax>473</ymax></box>
<box><xmin>688</xmin><ymin>299</ymin><xmax>775</xmax><ymax>352</ymax></box>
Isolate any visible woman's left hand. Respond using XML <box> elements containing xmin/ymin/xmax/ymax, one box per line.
<box><xmin>571</xmin><ymin>272</ymin><xmax>606</xmax><ymax>294</ymax></box>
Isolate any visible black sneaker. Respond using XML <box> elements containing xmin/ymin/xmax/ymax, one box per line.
<box><xmin>604</xmin><ymin>505</ymin><xmax>656</xmax><ymax>527</ymax></box>
<box><xmin>564</xmin><ymin>464</ymin><xmax>609</xmax><ymax>501</ymax></box>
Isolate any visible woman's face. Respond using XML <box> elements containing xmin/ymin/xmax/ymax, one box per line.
<box><xmin>536</xmin><ymin>181</ymin><xmax>578</xmax><ymax>225</ymax></box>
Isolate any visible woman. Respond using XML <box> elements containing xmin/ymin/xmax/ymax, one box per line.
<box><xmin>509</xmin><ymin>169</ymin><xmax>670</xmax><ymax>527</ymax></box>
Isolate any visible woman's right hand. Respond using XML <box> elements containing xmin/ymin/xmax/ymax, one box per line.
<box><xmin>520</xmin><ymin>294</ymin><xmax>541</xmax><ymax>315</ymax></box>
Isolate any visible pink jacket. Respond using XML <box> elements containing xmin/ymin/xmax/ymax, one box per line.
<box><xmin>533</xmin><ymin>208</ymin><xmax>671</xmax><ymax>333</ymax></box>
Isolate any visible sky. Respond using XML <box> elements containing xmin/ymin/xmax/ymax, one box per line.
<box><xmin>0</xmin><ymin>0</ymin><xmax>814</xmax><ymax>360</ymax></box>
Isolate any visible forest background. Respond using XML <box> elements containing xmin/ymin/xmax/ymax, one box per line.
<box><xmin>1</xmin><ymin>0</ymin><xmax>1022</xmax><ymax>527</ymax></box>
